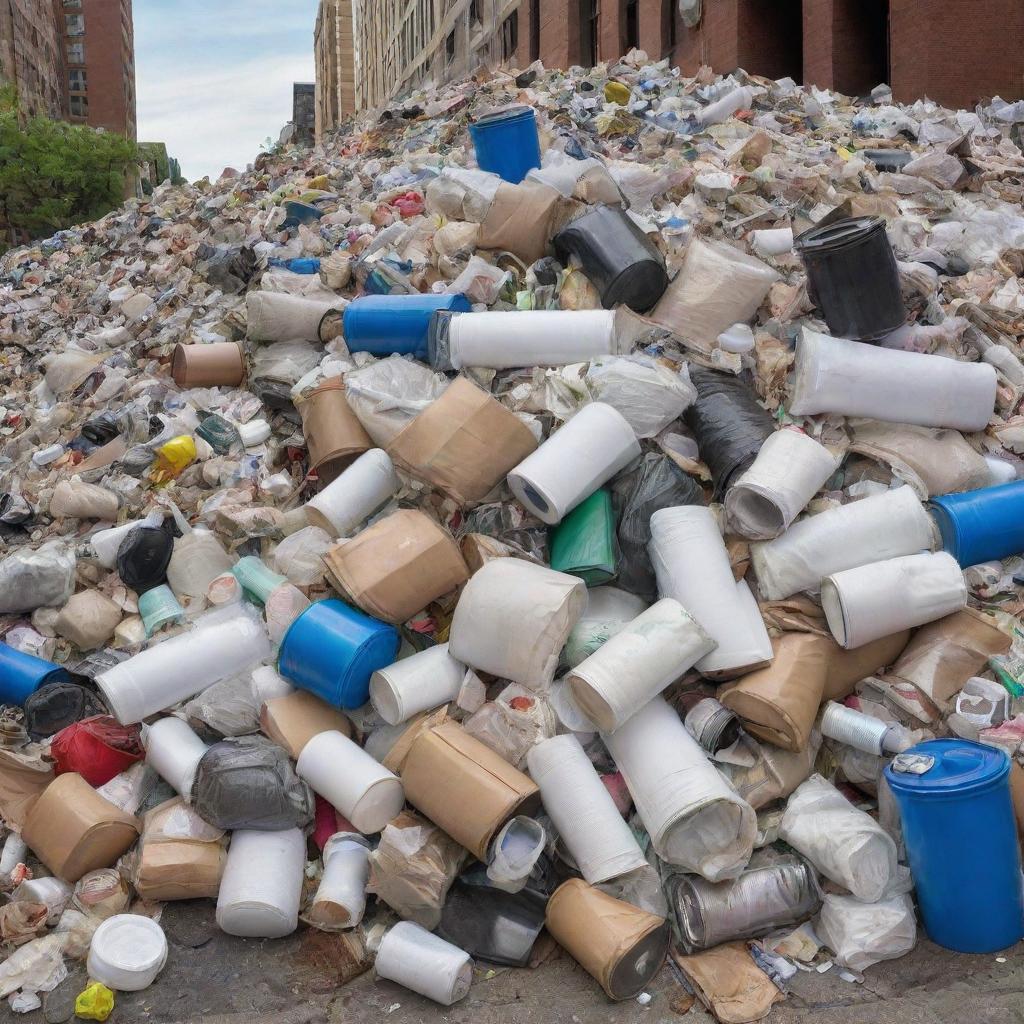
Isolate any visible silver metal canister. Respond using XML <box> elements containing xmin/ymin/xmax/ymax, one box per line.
<box><xmin>669</xmin><ymin>855</ymin><xmax>821</xmax><ymax>953</ymax></box>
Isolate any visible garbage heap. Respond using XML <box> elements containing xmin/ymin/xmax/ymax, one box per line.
<box><xmin>3</xmin><ymin>50</ymin><xmax>1024</xmax><ymax>1020</ymax></box>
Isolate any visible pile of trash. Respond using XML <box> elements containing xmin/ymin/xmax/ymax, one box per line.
<box><xmin>3</xmin><ymin>48</ymin><xmax>1024</xmax><ymax>1020</ymax></box>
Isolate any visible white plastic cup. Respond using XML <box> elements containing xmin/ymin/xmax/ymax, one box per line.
<box><xmin>308</xmin><ymin>833</ymin><xmax>371</xmax><ymax>930</ymax></box>
<box><xmin>216</xmin><ymin>829</ymin><xmax>306</xmax><ymax>938</ymax></box>
<box><xmin>375</xmin><ymin>921</ymin><xmax>473</xmax><ymax>1006</ymax></box>
<box><xmin>305</xmin><ymin>448</ymin><xmax>399</xmax><ymax>537</ymax></box>
<box><xmin>143</xmin><ymin>717</ymin><xmax>209</xmax><ymax>798</ymax></box>
<box><xmin>507</xmin><ymin>403</ymin><xmax>640</xmax><ymax>525</ymax></box>
<box><xmin>87</xmin><ymin>914</ymin><xmax>168</xmax><ymax>992</ymax></box>
<box><xmin>369</xmin><ymin>644</ymin><xmax>465</xmax><ymax>725</ymax></box>
<box><xmin>296</xmin><ymin>730</ymin><xmax>404</xmax><ymax>834</ymax></box>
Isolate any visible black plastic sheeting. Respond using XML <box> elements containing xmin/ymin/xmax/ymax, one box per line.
<box><xmin>613</xmin><ymin>453</ymin><xmax>705</xmax><ymax>599</ymax></box>
<box><xmin>685</xmin><ymin>368</ymin><xmax>775</xmax><ymax>499</ymax></box>
<box><xmin>190</xmin><ymin>735</ymin><xmax>314</xmax><ymax>831</ymax></box>
<box><xmin>24</xmin><ymin>681</ymin><xmax>107</xmax><ymax>740</ymax></box>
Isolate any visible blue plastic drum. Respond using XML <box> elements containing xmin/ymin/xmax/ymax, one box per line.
<box><xmin>278</xmin><ymin>599</ymin><xmax>399</xmax><ymax>710</ymax></box>
<box><xmin>342</xmin><ymin>293</ymin><xmax>472</xmax><ymax>360</ymax></box>
<box><xmin>885</xmin><ymin>739</ymin><xmax>1024</xmax><ymax>953</ymax></box>
<box><xmin>929</xmin><ymin>480</ymin><xmax>1024</xmax><ymax>568</ymax></box>
<box><xmin>469</xmin><ymin>106</ymin><xmax>542</xmax><ymax>184</ymax></box>
<box><xmin>0</xmin><ymin>643</ymin><xmax>69</xmax><ymax>706</ymax></box>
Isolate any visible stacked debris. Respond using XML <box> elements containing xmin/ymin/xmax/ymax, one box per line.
<box><xmin>2</xmin><ymin>49</ymin><xmax>1024</xmax><ymax>1020</ymax></box>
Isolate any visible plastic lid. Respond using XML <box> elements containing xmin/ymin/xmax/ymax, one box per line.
<box><xmin>473</xmin><ymin>104</ymin><xmax>534</xmax><ymax>126</ymax></box>
<box><xmin>885</xmin><ymin>738</ymin><xmax>1009</xmax><ymax>795</ymax></box>
<box><xmin>794</xmin><ymin>216</ymin><xmax>886</xmax><ymax>255</ymax></box>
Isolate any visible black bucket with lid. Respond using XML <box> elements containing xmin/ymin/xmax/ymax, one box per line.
<box><xmin>794</xmin><ymin>216</ymin><xmax>905</xmax><ymax>342</ymax></box>
<box><xmin>553</xmin><ymin>205</ymin><xmax>669</xmax><ymax>313</ymax></box>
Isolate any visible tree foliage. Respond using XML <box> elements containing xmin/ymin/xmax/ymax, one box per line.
<box><xmin>0</xmin><ymin>86</ymin><xmax>137</xmax><ymax>244</ymax></box>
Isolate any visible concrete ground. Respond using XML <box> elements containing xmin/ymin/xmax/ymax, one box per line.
<box><xmin>23</xmin><ymin>901</ymin><xmax>1024</xmax><ymax>1024</ymax></box>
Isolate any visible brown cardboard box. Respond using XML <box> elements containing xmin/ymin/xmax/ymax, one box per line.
<box><xmin>0</xmin><ymin>746</ymin><xmax>54</xmax><ymax>829</ymax></box>
<box><xmin>22</xmin><ymin>774</ymin><xmax>140</xmax><ymax>882</ymax></box>
<box><xmin>478</xmin><ymin>181</ymin><xmax>567</xmax><ymax>265</ymax></box>
<box><xmin>387</xmin><ymin>377</ymin><xmax>538</xmax><ymax>505</ymax></box>
<box><xmin>134</xmin><ymin>798</ymin><xmax>227</xmax><ymax>901</ymax></box>
<box><xmin>401</xmin><ymin>721</ymin><xmax>539</xmax><ymax>860</ymax></box>
<box><xmin>259</xmin><ymin>690</ymin><xmax>352</xmax><ymax>759</ymax></box>
<box><xmin>545</xmin><ymin>879</ymin><xmax>669</xmax><ymax>1001</ymax></box>
<box><xmin>296</xmin><ymin>378</ymin><xmax>372</xmax><ymax>486</ymax></box>
<box><xmin>324</xmin><ymin>509</ymin><xmax>469</xmax><ymax>625</ymax></box>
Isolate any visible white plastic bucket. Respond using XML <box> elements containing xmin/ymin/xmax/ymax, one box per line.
<box><xmin>216</xmin><ymin>828</ymin><xmax>306</xmax><ymax>938</ymax></box>
<box><xmin>296</xmin><ymin>730</ymin><xmax>404</xmax><ymax>834</ymax></box>
<box><xmin>143</xmin><ymin>717</ymin><xmax>209</xmax><ymax>798</ymax></box>
<box><xmin>369</xmin><ymin>643</ymin><xmax>466</xmax><ymax>725</ymax></box>
<box><xmin>567</xmin><ymin>598</ymin><xmax>715</xmax><ymax>732</ymax></box>
<box><xmin>649</xmin><ymin>507</ymin><xmax>772</xmax><ymax>676</ymax></box>
<box><xmin>375</xmin><ymin>921</ymin><xmax>473</xmax><ymax>1006</ymax></box>
<box><xmin>308</xmin><ymin>833</ymin><xmax>371</xmax><ymax>930</ymax></box>
<box><xmin>305</xmin><ymin>448</ymin><xmax>399</xmax><ymax>538</ymax></box>
<box><xmin>507</xmin><ymin>403</ymin><xmax>640</xmax><ymax>525</ymax></box>
<box><xmin>527</xmin><ymin>734</ymin><xmax>646</xmax><ymax>884</ymax></box>
<box><xmin>86</xmin><ymin>914</ymin><xmax>168</xmax><ymax>991</ymax></box>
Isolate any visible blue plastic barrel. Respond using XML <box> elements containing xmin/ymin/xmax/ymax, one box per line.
<box><xmin>0</xmin><ymin>643</ymin><xmax>69</xmax><ymax>706</ymax></box>
<box><xmin>929</xmin><ymin>480</ymin><xmax>1024</xmax><ymax>568</ymax></box>
<box><xmin>885</xmin><ymin>739</ymin><xmax>1024</xmax><ymax>953</ymax></box>
<box><xmin>342</xmin><ymin>293</ymin><xmax>472</xmax><ymax>360</ymax></box>
<box><xmin>469</xmin><ymin>106</ymin><xmax>542</xmax><ymax>184</ymax></box>
<box><xmin>278</xmin><ymin>599</ymin><xmax>399</xmax><ymax>710</ymax></box>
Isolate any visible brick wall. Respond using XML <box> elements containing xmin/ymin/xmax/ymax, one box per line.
<box><xmin>81</xmin><ymin>0</ymin><xmax>135</xmax><ymax>139</ymax></box>
<box><xmin>0</xmin><ymin>0</ymin><xmax>67</xmax><ymax>119</ymax></box>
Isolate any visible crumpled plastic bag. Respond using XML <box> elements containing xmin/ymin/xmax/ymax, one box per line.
<box><xmin>0</xmin><ymin>543</ymin><xmax>76</xmax><ymax>614</ymax></box>
<box><xmin>184</xmin><ymin>673</ymin><xmax>261</xmax><ymax>737</ymax></box>
<box><xmin>586</xmin><ymin>355</ymin><xmax>696</xmax><ymax>438</ymax></box>
<box><xmin>816</xmin><ymin>891</ymin><xmax>917</xmax><ymax>970</ymax></box>
<box><xmin>463</xmin><ymin>684</ymin><xmax>558</xmax><ymax>768</ymax></box>
<box><xmin>190</xmin><ymin>735</ymin><xmax>314</xmax><ymax>831</ymax></box>
<box><xmin>273</xmin><ymin>526</ymin><xmax>333</xmax><ymax>586</ymax></box>
<box><xmin>444</xmin><ymin>255</ymin><xmax>509</xmax><ymax>305</ymax></box>
<box><xmin>0</xmin><ymin>903</ymin><xmax>48</xmax><ymax>946</ymax></box>
<box><xmin>345</xmin><ymin>355</ymin><xmax>449</xmax><ymax>446</ymax></box>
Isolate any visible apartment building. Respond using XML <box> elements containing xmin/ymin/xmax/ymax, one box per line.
<box><xmin>0</xmin><ymin>0</ymin><xmax>68</xmax><ymax>119</ymax></box>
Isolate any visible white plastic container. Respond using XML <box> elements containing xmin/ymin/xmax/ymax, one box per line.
<box><xmin>374</xmin><ymin>921</ymin><xmax>473</xmax><ymax>1006</ymax></box>
<box><xmin>296</xmin><ymin>730</ymin><xmax>404</xmax><ymax>834</ymax></box>
<box><xmin>97</xmin><ymin>604</ymin><xmax>272</xmax><ymax>725</ymax></box>
<box><xmin>725</xmin><ymin>429</ymin><xmax>839</xmax><ymax>540</ymax></box>
<box><xmin>486</xmin><ymin>816</ymin><xmax>546</xmax><ymax>893</ymax></box>
<box><xmin>446</xmin><ymin>309</ymin><xmax>622</xmax><ymax>370</ymax></box>
<box><xmin>143</xmin><ymin>717</ymin><xmax>209</xmax><ymax>798</ymax></box>
<box><xmin>527</xmin><ymin>734</ymin><xmax>647</xmax><ymax>884</ymax></box>
<box><xmin>369</xmin><ymin>643</ymin><xmax>466</xmax><ymax>725</ymax></box>
<box><xmin>602</xmin><ymin>696</ymin><xmax>756</xmax><ymax>881</ymax></box>
<box><xmin>649</xmin><ymin>507</ymin><xmax>772</xmax><ymax>676</ymax></box>
<box><xmin>305</xmin><ymin>448</ymin><xmax>399</xmax><ymax>537</ymax></box>
<box><xmin>507</xmin><ymin>403</ymin><xmax>640</xmax><ymax>525</ymax></box>
<box><xmin>750</xmin><ymin>485</ymin><xmax>938</xmax><ymax>601</ymax></box>
<box><xmin>86</xmin><ymin>914</ymin><xmax>168</xmax><ymax>991</ymax></box>
<box><xmin>308</xmin><ymin>833</ymin><xmax>371</xmax><ymax>930</ymax></box>
<box><xmin>448</xmin><ymin>558</ymin><xmax>587</xmax><ymax>688</ymax></box>
<box><xmin>750</xmin><ymin>227</ymin><xmax>794</xmax><ymax>257</ymax></box>
<box><xmin>698</xmin><ymin>85</ymin><xmax>756</xmax><ymax>125</ymax></box>
<box><xmin>821</xmin><ymin>551</ymin><xmax>967</xmax><ymax>649</ymax></box>
<box><xmin>239</xmin><ymin>419</ymin><xmax>271</xmax><ymax>447</ymax></box>
<box><xmin>567</xmin><ymin>599</ymin><xmax>715</xmax><ymax>732</ymax></box>
<box><xmin>216</xmin><ymin>828</ymin><xmax>306</xmax><ymax>938</ymax></box>
<box><xmin>790</xmin><ymin>327</ymin><xmax>997</xmax><ymax>431</ymax></box>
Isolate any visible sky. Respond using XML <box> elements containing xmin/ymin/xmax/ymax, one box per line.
<box><xmin>134</xmin><ymin>0</ymin><xmax>320</xmax><ymax>182</ymax></box>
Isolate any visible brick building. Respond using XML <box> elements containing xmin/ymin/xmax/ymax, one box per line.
<box><xmin>0</xmin><ymin>0</ymin><xmax>68</xmax><ymax>119</ymax></box>
<box><xmin>516</xmin><ymin>0</ymin><xmax>1023</xmax><ymax>111</ymax></box>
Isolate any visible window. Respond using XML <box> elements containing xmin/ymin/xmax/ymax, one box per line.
<box><xmin>501</xmin><ymin>12</ymin><xmax>518</xmax><ymax>61</ymax></box>
<box><xmin>65</xmin><ymin>13</ymin><xmax>85</xmax><ymax>35</ymax></box>
<box><xmin>667</xmin><ymin>0</ymin><xmax>677</xmax><ymax>52</ymax></box>
<box><xmin>626</xmin><ymin>0</ymin><xmax>639</xmax><ymax>51</ymax></box>
<box><xmin>530</xmin><ymin>0</ymin><xmax>540</xmax><ymax>60</ymax></box>
<box><xmin>66</xmin><ymin>41</ymin><xmax>85</xmax><ymax>63</ymax></box>
<box><xmin>69</xmin><ymin>95</ymin><xmax>88</xmax><ymax>117</ymax></box>
<box><xmin>64</xmin><ymin>0</ymin><xmax>82</xmax><ymax>7</ymax></box>
<box><xmin>69</xmin><ymin>69</ymin><xmax>87</xmax><ymax>91</ymax></box>
<box><xmin>445</xmin><ymin>28</ymin><xmax>456</xmax><ymax>64</ymax></box>
<box><xmin>580</xmin><ymin>0</ymin><xmax>598</xmax><ymax>66</ymax></box>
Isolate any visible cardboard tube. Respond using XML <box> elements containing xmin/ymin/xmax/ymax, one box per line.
<box><xmin>305</xmin><ymin>449</ymin><xmax>399</xmax><ymax>538</ymax></box>
<box><xmin>171</xmin><ymin>343</ymin><xmax>245</xmax><ymax>388</ymax></box>
<box><xmin>545</xmin><ymin>879</ymin><xmax>670</xmax><ymax>1001</ymax></box>
<box><xmin>296</xmin><ymin>378</ymin><xmax>373</xmax><ymax>486</ymax></box>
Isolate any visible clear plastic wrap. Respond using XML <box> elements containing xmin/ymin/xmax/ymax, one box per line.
<box><xmin>585</xmin><ymin>356</ymin><xmax>696</xmax><ymax>439</ymax></box>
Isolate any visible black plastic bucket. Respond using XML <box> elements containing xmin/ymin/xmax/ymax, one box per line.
<box><xmin>553</xmin><ymin>205</ymin><xmax>669</xmax><ymax>313</ymax></box>
<box><xmin>794</xmin><ymin>216</ymin><xmax>905</xmax><ymax>342</ymax></box>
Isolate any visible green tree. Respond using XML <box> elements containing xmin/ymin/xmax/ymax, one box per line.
<box><xmin>0</xmin><ymin>85</ymin><xmax>137</xmax><ymax>247</ymax></box>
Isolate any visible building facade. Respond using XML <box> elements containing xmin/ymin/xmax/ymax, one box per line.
<box><xmin>0</xmin><ymin>0</ymin><xmax>68</xmax><ymax>119</ymax></box>
<box><xmin>315</xmin><ymin>0</ymin><xmax>521</xmax><ymax>138</ymax></box>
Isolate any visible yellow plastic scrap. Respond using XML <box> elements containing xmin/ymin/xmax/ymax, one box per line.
<box><xmin>604</xmin><ymin>80</ymin><xmax>631</xmax><ymax>105</ymax></box>
<box><xmin>149</xmin><ymin>435</ymin><xmax>197</xmax><ymax>485</ymax></box>
<box><xmin>75</xmin><ymin>982</ymin><xmax>114</xmax><ymax>1022</ymax></box>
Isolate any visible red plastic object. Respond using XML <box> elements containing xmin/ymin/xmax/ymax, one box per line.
<box><xmin>313</xmin><ymin>794</ymin><xmax>358</xmax><ymax>849</ymax></box>
<box><xmin>50</xmin><ymin>715</ymin><xmax>144</xmax><ymax>787</ymax></box>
